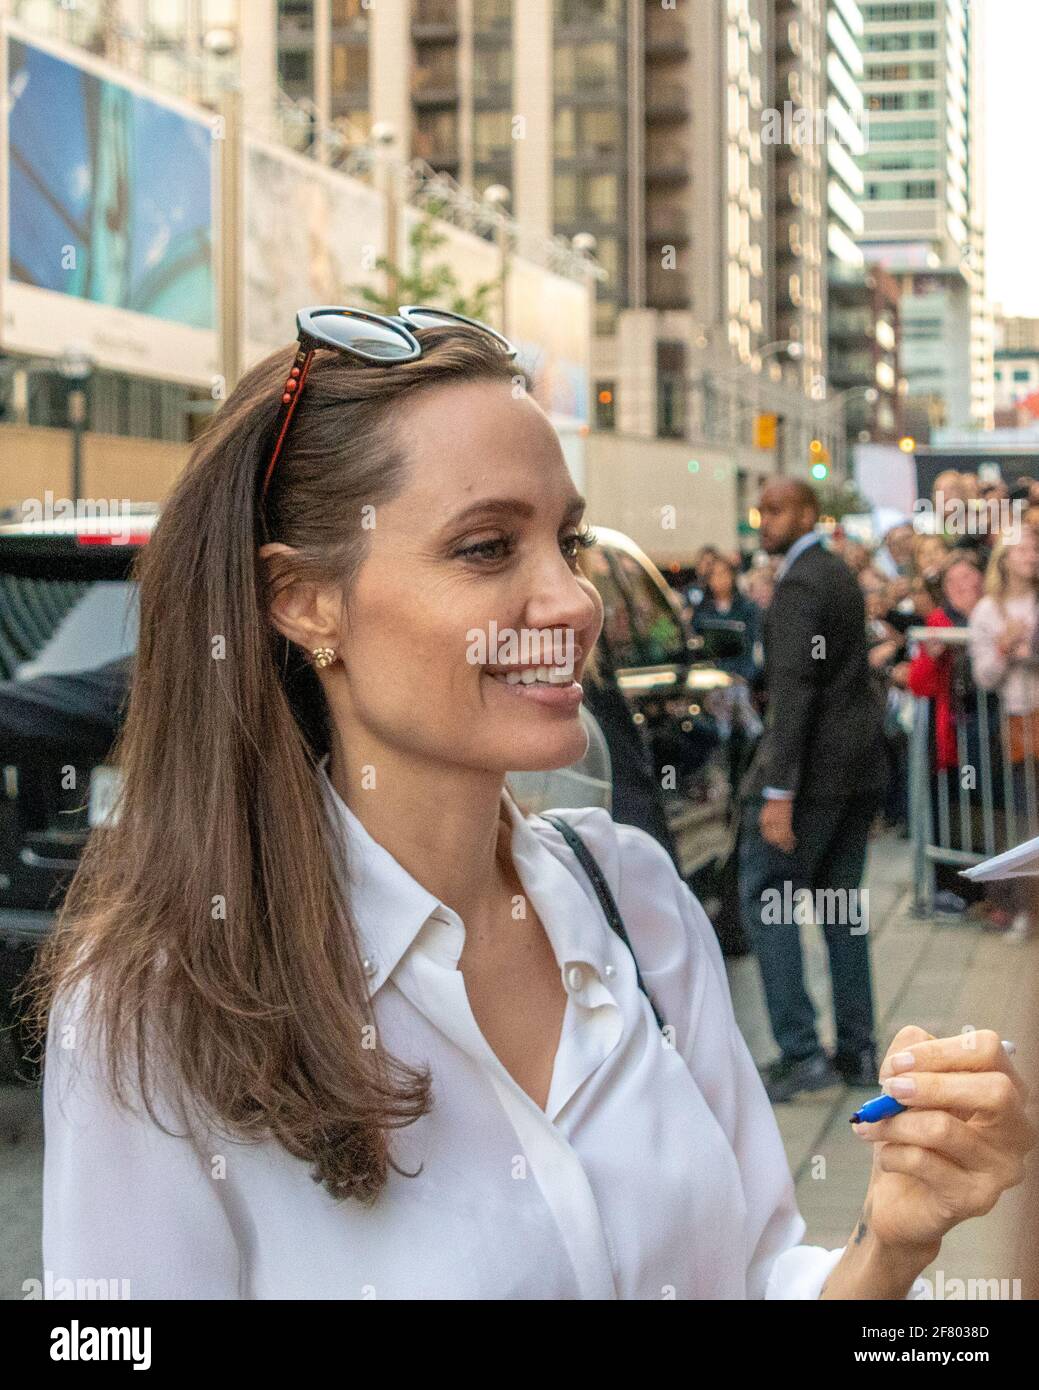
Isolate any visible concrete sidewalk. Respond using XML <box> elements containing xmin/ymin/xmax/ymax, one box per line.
<box><xmin>728</xmin><ymin>829</ymin><xmax>1038</xmax><ymax>1290</ymax></box>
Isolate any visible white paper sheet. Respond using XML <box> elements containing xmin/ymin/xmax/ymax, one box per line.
<box><xmin>960</xmin><ymin>833</ymin><xmax>1039</xmax><ymax>881</ymax></box>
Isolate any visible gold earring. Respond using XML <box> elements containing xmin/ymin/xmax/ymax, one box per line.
<box><xmin>312</xmin><ymin>647</ymin><xmax>337</xmax><ymax>669</ymax></box>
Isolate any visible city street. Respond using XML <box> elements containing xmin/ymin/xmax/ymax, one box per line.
<box><xmin>1</xmin><ymin>829</ymin><xmax>1032</xmax><ymax>1301</ymax></box>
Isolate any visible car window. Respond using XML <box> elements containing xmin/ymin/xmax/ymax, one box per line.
<box><xmin>12</xmin><ymin>580</ymin><xmax>138</xmax><ymax>680</ymax></box>
<box><xmin>580</xmin><ymin>547</ymin><xmax>642</xmax><ymax>668</ymax></box>
<box><xmin>611</xmin><ymin>552</ymin><xmax>687</xmax><ymax>665</ymax></box>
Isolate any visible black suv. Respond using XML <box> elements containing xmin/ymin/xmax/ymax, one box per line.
<box><xmin>0</xmin><ymin>510</ymin><xmax>149</xmax><ymax>1081</ymax></box>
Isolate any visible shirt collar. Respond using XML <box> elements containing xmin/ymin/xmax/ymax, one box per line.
<box><xmin>776</xmin><ymin>528</ymin><xmax>823</xmax><ymax>579</ymax></box>
<box><xmin>317</xmin><ymin>755</ymin><xmax>618</xmax><ymax>996</ymax></box>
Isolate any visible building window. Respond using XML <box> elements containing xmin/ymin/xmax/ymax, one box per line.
<box><xmin>331</xmin><ymin>42</ymin><xmax>368</xmax><ymax>97</ymax></box>
<box><xmin>554</xmin><ymin>173</ymin><xmax>577</xmax><ymax>221</ymax></box>
<box><xmin>583</xmin><ymin>173</ymin><xmax>618</xmax><ymax>221</ymax></box>
<box><xmin>556</xmin><ymin>0</ymin><xmax>623</xmax><ymax>26</ymax></box>
<box><xmin>278</xmin><ymin>49</ymin><xmax>311</xmax><ymax>87</ymax></box>
<box><xmin>580</xmin><ymin>108</ymin><xmax>621</xmax><ymax>158</ymax></box>
<box><xmin>474</xmin><ymin>110</ymin><xmax>513</xmax><ymax>162</ymax></box>
<box><xmin>656</xmin><ymin>343</ymin><xmax>686</xmax><ymax>440</ymax></box>
<box><xmin>595</xmin><ymin>299</ymin><xmax>619</xmax><ymax>334</ymax></box>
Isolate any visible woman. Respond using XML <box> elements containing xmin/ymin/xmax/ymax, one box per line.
<box><xmin>692</xmin><ymin>553</ymin><xmax>760</xmax><ymax>683</ymax></box>
<box><xmin>969</xmin><ymin>527</ymin><xmax>1039</xmax><ymax>940</ymax></box>
<box><xmin>909</xmin><ymin>556</ymin><xmax>993</xmax><ymax>917</ymax></box>
<box><xmin>32</xmin><ymin>309</ymin><xmax>1032</xmax><ymax>1299</ymax></box>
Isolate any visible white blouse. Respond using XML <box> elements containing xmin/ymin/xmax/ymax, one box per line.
<box><xmin>43</xmin><ymin>762</ymin><xmax>855</xmax><ymax>1300</ymax></box>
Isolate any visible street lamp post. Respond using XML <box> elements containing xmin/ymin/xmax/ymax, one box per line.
<box><xmin>483</xmin><ymin>184</ymin><xmax>511</xmax><ymax>336</ymax></box>
<box><xmin>370</xmin><ymin>122</ymin><xmax>399</xmax><ymax>304</ymax></box>
<box><xmin>819</xmin><ymin>384</ymin><xmax>879</xmax><ymax>481</ymax></box>
<box><xmin>58</xmin><ymin>346</ymin><xmax>95</xmax><ymax>503</ymax></box>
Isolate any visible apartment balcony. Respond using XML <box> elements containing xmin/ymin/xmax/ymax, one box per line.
<box><xmin>412</xmin><ymin>133</ymin><xmax>459</xmax><ymax>168</ymax></box>
<box><xmin>645</xmin><ymin>201</ymin><xmax>691</xmax><ymax>243</ymax></box>
<box><xmin>645</xmin><ymin>144</ymin><xmax>690</xmax><ymax>184</ymax></box>
<box><xmin>472</xmin><ymin>79</ymin><xmax>511</xmax><ymax>104</ymax></box>
<box><xmin>412</xmin><ymin>68</ymin><xmax>459</xmax><ymax>106</ymax></box>
<box><xmin>412</xmin><ymin>0</ymin><xmax>458</xmax><ymax>42</ymax></box>
<box><xmin>645</xmin><ymin>10</ymin><xmax>690</xmax><ymax>57</ymax></box>
<box><xmin>472</xmin><ymin>145</ymin><xmax>513</xmax><ymax>165</ymax></box>
<box><xmin>646</xmin><ymin>280</ymin><xmax>690</xmax><ymax>311</ymax></box>
<box><xmin>645</xmin><ymin>81</ymin><xmax>690</xmax><ymax>121</ymax></box>
<box><xmin>830</xmin><ymin>310</ymin><xmax>874</xmax><ymax>340</ymax></box>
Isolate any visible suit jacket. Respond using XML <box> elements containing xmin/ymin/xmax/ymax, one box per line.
<box><xmin>741</xmin><ymin>540</ymin><xmax>886</xmax><ymax>802</ymax></box>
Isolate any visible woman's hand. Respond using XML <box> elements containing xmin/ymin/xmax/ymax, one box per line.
<box><xmin>853</xmin><ymin>1026</ymin><xmax>1034</xmax><ymax>1253</ymax></box>
<box><xmin>821</xmin><ymin>1026</ymin><xmax>1035</xmax><ymax>1298</ymax></box>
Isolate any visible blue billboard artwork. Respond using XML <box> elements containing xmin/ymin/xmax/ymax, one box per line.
<box><xmin>5</xmin><ymin>35</ymin><xmax>215</xmax><ymax>331</ymax></box>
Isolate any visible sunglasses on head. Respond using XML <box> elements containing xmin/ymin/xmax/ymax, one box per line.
<box><xmin>260</xmin><ymin>305</ymin><xmax>518</xmax><ymax>502</ymax></box>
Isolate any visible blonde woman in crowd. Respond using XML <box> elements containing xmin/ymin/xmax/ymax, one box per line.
<box><xmin>969</xmin><ymin>527</ymin><xmax>1039</xmax><ymax>942</ymax></box>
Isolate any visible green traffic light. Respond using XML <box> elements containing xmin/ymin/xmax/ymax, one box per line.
<box><xmin>811</xmin><ymin>462</ymin><xmax>828</xmax><ymax>480</ymax></box>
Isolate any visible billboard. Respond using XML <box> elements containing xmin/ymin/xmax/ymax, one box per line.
<box><xmin>243</xmin><ymin>136</ymin><xmax>386</xmax><ymax>368</ymax></box>
<box><xmin>0</xmin><ymin>21</ymin><xmax>218</xmax><ymax>386</ymax></box>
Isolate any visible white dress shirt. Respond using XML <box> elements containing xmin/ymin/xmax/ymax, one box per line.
<box><xmin>43</xmin><ymin>759</ymin><xmax>864</xmax><ymax>1300</ymax></box>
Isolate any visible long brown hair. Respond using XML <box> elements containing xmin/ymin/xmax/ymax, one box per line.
<box><xmin>26</xmin><ymin>327</ymin><xmax>530</xmax><ymax>1203</ymax></box>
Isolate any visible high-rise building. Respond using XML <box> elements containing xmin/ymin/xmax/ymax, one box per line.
<box><xmin>264</xmin><ymin>0</ymin><xmax>838</xmax><ymax>494</ymax></box>
<box><xmin>822</xmin><ymin>1</ymin><xmax>907</xmax><ymax>454</ymax></box>
<box><xmin>858</xmin><ymin>0</ymin><xmax>992</xmax><ymax>435</ymax></box>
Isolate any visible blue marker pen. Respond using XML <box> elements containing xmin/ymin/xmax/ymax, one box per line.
<box><xmin>849</xmin><ymin>1038</ymin><xmax>1017</xmax><ymax>1125</ymax></box>
<box><xmin>850</xmin><ymin>1092</ymin><xmax>907</xmax><ymax>1125</ymax></box>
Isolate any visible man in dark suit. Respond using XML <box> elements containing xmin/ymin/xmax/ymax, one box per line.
<box><xmin>740</xmin><ymin>480</ymin><xmax>886</xmax><ymax>1102</ymax></box>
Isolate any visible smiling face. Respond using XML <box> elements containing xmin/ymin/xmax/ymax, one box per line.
<box><xmin>325</xmin><ymin>379</ymin><xmax>603</xmax><ymax>777</ymax></box>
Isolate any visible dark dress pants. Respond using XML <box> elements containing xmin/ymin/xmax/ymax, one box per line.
<box><xmin>739</xmin><ymin>794</ymin><xmax>878</xmax><ymax>1063</ymax></box>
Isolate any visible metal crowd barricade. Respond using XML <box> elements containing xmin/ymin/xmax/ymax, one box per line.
<box><xmin>907</xmin><ymin>625</ymin><xmax>1039</xmax><ymax>916</ymax></box>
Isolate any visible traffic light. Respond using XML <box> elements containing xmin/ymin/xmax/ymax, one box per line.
<box><xmin>754</xmin><ymin>412</ymin><xmax>778</xmax><ymax>449</ymax></box>
<box><xmin>809</xmin><ymin>438</ymin><xmax>830</xmax><ymax>479</ymax></box>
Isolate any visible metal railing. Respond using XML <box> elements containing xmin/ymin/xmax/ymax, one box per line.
<box><xmin>907</xmin><ymin>625</ymin><xmax>1039</xmax><ymax>915</ymax></box>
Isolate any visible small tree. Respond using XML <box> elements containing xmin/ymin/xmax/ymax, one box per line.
<box><xmin>350</xmin><ymin>203</ymin><xmax>499</xmax><ymax>320</ymax></box>
<box><xmin>813</xmin><ymin>476</ymin><xmax>868</xmax><ymax>522</ymax></box>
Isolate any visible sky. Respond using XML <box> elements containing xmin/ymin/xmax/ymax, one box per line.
<box><xmin>984</xmin><ymin>1</ymin><xmax>1039</xmax><ymax>316</ymax></box>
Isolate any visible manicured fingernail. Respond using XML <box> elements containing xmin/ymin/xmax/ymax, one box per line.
<box><xmin>884</xmin><ymin>1076</ymin><xmax>916</xmax><ymax>1097</ymax></box>
<box><xmin>889</xmin><ymin>1051</ymin><xmax>916</xmax><ymax>1072</ymax></box>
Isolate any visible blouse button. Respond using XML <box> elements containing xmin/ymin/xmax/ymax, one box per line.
<box><xmin>362</xmin><ymin>955</ymin><xmax>378</xmax><ymax>978</ymax></box>
<box><xmin>604</xmin><ymin>963</ymin><xmax>616</xmax><ymax>979</ymax></box>
<box><xmin>566</xmin><ymin>965</ymin><xmax>585</xmax><ymax>993</ymax></box>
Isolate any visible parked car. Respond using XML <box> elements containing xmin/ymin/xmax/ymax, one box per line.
<box><xmin>578</xmin><ymin>527</ymin><xmax>758</xmax><ymax>948</ymax></box>
<box><xmin>0</xmin><ymin>512</ymin><xmax>755</xmax><ymax>1084</ymax></box>
<box><xmin>0</xmin><ymin>509</ymin><xmax>150</xmax><ymax>1081</ymax></box>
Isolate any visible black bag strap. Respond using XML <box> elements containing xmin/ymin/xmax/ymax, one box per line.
<box><xmin>540</xmin><ymin>813</ymin><xmax>666</xmax><ymax>1033</ymax></box>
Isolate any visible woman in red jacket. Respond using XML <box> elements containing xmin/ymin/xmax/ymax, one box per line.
<box><xmin>908</xmin><ymin>555</ymin><xmax>998</xmax><ymax>919</ymax></box>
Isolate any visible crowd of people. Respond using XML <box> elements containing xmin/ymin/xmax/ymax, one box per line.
<box><xmin>676</xmin><ymin>469</ymin><xmax>1039</xmax><ymax>954</ymax></box>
